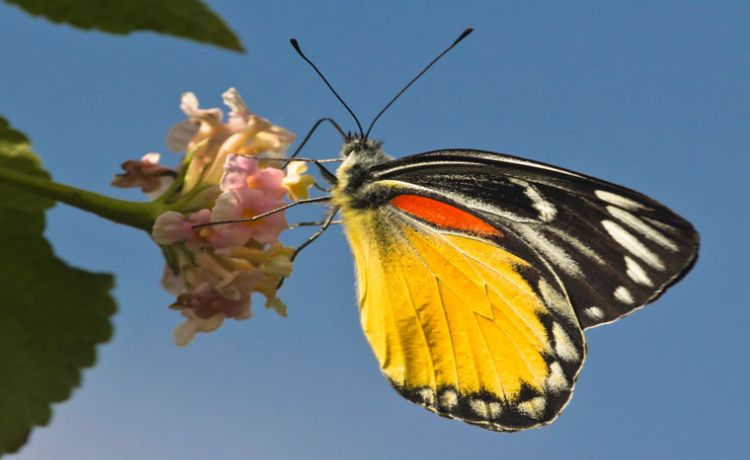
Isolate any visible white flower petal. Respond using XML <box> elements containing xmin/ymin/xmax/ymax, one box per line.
<box><xmin>146</xmin><ymin>176</ymin><xmax>175</xmax><ymax>200</ymax></box>
<box><xmin>223</xmin><ymin>87</ymin><xmax>249</xmax><ymax>116</ymax></box>
<box><xmin>174</xmin><ymin>313</ymin><xmax>224</xmax><ymax>346</ymax></box>
<box><xmin>180</xmin><ymin>92</ymin><xmax>200</xmax><ymax>116</ymax></box>
<box><xmin>166</xmin><ymin>120</ymin><xmax>199</xmax><ymax>152</ymax></box>
<box><xmin>152</xmin><ymin>211</ymin><xmax>191</xmax><ymax>245</ymax></box>
<box><xmin>141</xmin><ymin>152</ymin><xmax>161</xmax><ymax>164</ymax></box>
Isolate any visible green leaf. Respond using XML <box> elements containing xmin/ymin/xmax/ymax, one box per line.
<box><xmin>0</xmin><ymin>117</ymin><xmax>116</xmax><ymax>455</ymax></box>
<box><xmin>4</xmin><ymin>0</ymin><xmax>244</xmax><ymax>52</ymax></box>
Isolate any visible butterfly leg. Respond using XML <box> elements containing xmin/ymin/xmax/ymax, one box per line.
<box><xmin>277</xmin><ymin>207</ymin><xmax>340</xmax><ymax>289</ymax></box>
<box><xmin>312</xmin><ymin>182</ymin><xmax>332</xmax><ymax>193</ymax></box>
<box><xmin>291</xmin><ymin>207</ymin><xmax>339</xmax><ymax>262</ymax></box>
<box><xmin>276</xmin><ymin>157</ymin><xmax>339</xmax><ymax>185</ymax></box>
<box><xmin>288</xmin><ymin>219</ymin><xmax>342</xmax><ymax>229</ymax></box>
<box><xmin>192</xmin><ymin>196</ymin><xmax>332</xmax><ymax>229</ymax></box>
<box><xmin>273</xmin><ymin>117</ymin><xmax>345</xmax><ymax>184</ymax></box>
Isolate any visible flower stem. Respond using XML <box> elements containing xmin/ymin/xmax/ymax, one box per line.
<box><xmin>0</xmin><ymin>166</ymin><xmax>160</xmax><ymax>231</ymax></box>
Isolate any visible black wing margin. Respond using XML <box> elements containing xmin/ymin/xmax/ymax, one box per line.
<box><xmin>370</xmin><ymin>149</ymin><xmax>699</xmax><ymax>329</ymax></box>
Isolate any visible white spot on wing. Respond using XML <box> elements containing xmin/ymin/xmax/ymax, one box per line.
<box><xmin>602</xmin><ymin>220</ymin><xmax>665</xmax><ymax>270</ymax></box>
<box><xmin>595</xmin><ymin>190</ymin><xmax>645</xmax><ymax>210</ymax></box>
<box><xmin>546</xmin><ymin>362</ymin><xmax>568</xmax><ymax>393</ymax></box>
<box><xmin>552</xmin><ymin>323</ymin><xmax>580</xmax><ymax>362</ymax></box>
<box><xmin>470</xmin><ymin>399</ymin><xmax>489</xmax><ymax>418</ymax></box>
<box><xmin>624</xmin><ymin>256</ymin><xmax>653</xmax><ymax>286</ymax></box>
<box><xmin>510</xmin><ymin>178</ymin><xmax>557</xmax><ymax>222</ymax></box>
<box><xmin>607</xmin><ymin>206</ymin><xmax>679</xmax><ymax>252</ymax></box>
<box><xmin>470</xmin><ymin>399</ymin><xmax>502</xmax><ymax>419</ymax></box>
<box><xmin>532</xmin><ymin>198</ymin><xmax>557</xmax><ymax>222</ymax></box>
<box><xmin>517</xmin><ymin>397</ymin><xmax>547</xmax><ymax>419</ymax></box>
<box><xmin>644</xmin><ymin>216</ymin><xmax>678</xmax><ymax>233</ymax></box>
<box><xmin>538</xmin><ymin>279</ymin><xmax>575</xmax><ymax>320</ymax></box>
<box><xmin>419</xmin><ymin>388</ymin><xmax>435</xmax><ymax>406</ymax></box>
<box><xmin>489</xmin><ymin>402</ymin><xmax>502</xmax><ymax>418</ymax></box>
<box><xmin>514</xmin><ymin>225</ymin><xmax>581</xmax><ymax>275</ymax></box>
<box><xmin>614</xmin><ymin>286</ymin><xmax>635</xmax><ymax>304</ymax></box>
<box><xmin>584</xmin><ymin>306</ymin><xmax>605</xmax><ymax>320</ymax></box>
<box><xmin>547</xmin><ymin>227</ymin><xmax>606</xmax><ymax>265</ymax></box>
<box><xmin>440</xmin><ymin>390</ymin><xmax>458</xmax><ymax>409</ymax></box>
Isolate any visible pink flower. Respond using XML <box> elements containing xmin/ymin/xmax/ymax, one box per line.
<box><xmin>172</xmin><ymin>282</ymin><xmax>252</xmax><ymax>320</ymax></box>
<box><xmin>220</xmin><ymin>154</ymin><xmax>259</xmax><ymax>190</ymax></box>
<box><xmin>116</xmin><ymin>88</ymin><xmax>318</xmax><ymax>346</ymax></box>
<box><xmin>201</xmin><ymin>154</ymin><xmax>288</xmax><ymax>248</ymax></box>
<box><xmin>221</xmin><ymin>154</ymin><xmax>287</xmax><ymax>199</ymax></box>
<box><xmin>208</xmin><ymin>187</ymin><xmax>286</xmax><ymax>248</ymax></box>
<box><xmin>173</xmin><ymin>310</ymin><xmax>224</xmax><ymax>347</ymax></box>
<box><xmin>167</xmin><ymin>247</ymin><xmax>273</xmax><ymax>345</ymax></box>
<box><xmin>152</xmin><ymin>209</ymin><xmax>212</xmax><ymax>251</ymax></box>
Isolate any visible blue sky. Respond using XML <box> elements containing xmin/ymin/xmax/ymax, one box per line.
<box><xmin>2</xmin><ymin>1</ymin><xmax>748</xmax><ymax>459</ymax></box>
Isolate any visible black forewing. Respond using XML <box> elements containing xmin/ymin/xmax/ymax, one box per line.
<box><xmin>369</xmin><ymin>149</ymin><xmax>699</xmax><ymax>329</ymax></box>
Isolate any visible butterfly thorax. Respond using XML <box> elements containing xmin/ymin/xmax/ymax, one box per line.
<box><xmin>331</xmin><ymin>138</ymin><xmax>393</xmax><ymax>210</ymax></box>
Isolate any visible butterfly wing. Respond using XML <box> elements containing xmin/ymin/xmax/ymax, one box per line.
<box><xmin>367</xmin><ymin>149</ymin><xmax>699</xmax><ymax>329</ymax></box>
<box><xmin>340</xmin><ymin>193</ymin><xmax>586</xmax><ymax>431</ymax></box>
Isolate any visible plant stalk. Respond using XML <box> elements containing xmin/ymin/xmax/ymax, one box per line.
<box><xmin>0</xmin><ymin>166</ymin><xmax>160</xmax><ymax>231</ymax></box>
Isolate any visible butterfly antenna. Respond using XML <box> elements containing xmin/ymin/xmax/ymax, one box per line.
<box><xmin>364</xmin><ymin>27</ymin><xmax>474</xmax><ymax>140</ymax></box>
<box><xmin>290</xmin><ymin>38</ymin><xmax>365</xmax><ymax>138</ymax></box>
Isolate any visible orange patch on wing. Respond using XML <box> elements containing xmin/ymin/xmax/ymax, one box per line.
<box><xmin>391</xmin><ymin>194</ymin><xmax>502</xmax><ymax>237</ymax></box>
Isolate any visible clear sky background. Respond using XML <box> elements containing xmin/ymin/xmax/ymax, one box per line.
<box><xmin>2</xmin><ymin>1</ymin><xmax>748</xmax><ymax>459</ymax></box>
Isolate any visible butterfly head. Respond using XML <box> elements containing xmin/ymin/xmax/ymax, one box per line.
<box><xmin>340</xmin><ymin>135</ymin><xmax>383</xmax><ymax>158</ymax></box>
<box><xmin>338</xmin><ymin>135</ymin><xmax>391</xmax><ymax>170</ymax></box>
<box><xmin>331</xmin><ymin>136</ymin><xmax>392</xmax><ymax>204</ymax></box>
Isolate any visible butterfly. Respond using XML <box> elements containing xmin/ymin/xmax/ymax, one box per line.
<box><xmin>325</xmin><ymin>140</ymin><xmax>698</xmax><ymax>431</ymax></box>
<box><xmin>279</xmin><ymin>28</ymin><xmax>699</xmax><ymax>431</ymax></box>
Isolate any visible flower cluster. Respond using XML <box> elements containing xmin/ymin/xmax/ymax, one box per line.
<box><xmin>112</xmin><ymin>88</ymin><xmax>315</xmax><ymax>345</ymax></box>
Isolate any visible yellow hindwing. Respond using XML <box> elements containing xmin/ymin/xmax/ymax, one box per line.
<box><xmin>341</xmin><ymin>204</ymin><xmax>586</xmax><ymax>431</ymax></box>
